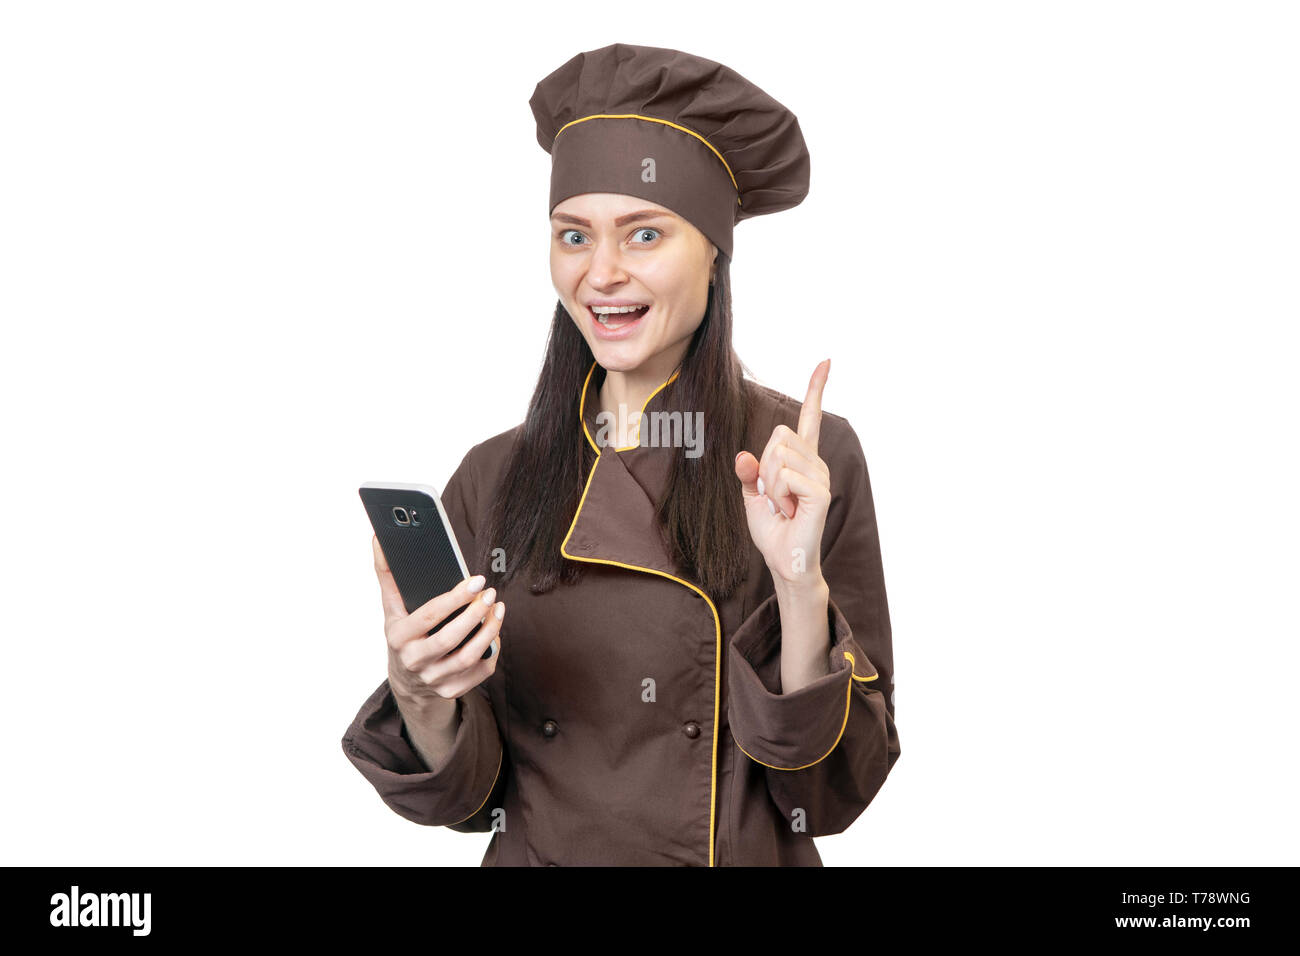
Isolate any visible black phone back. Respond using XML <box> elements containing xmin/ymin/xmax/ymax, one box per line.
<box><xmin>358</xmin><ymin>483</ymin><xmax>491</xmax><ymax>659</ymax></box>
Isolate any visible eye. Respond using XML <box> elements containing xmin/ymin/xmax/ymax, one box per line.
<box><xmin>558</xmin><ymin>229</ymin><xmax>588</xmax><ymax>246</ymax></box>
<box><xmin>631</xmin><ymin>227</ymin><xmax>662</xmax><ymax>244</ymax></box>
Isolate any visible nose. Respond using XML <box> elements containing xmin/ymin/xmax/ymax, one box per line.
<box><xmin>584</xmin><ymin>237</ymin><xmax>629</xmax><ymax>289</ymax></box>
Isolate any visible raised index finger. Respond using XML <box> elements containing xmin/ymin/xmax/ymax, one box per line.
<box><xmin>797</xmin><ymin>359</ymin><xmax>831</xmax><ymax>454</ymax></box>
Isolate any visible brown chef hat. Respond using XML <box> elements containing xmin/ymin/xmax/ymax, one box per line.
<box><xmin>529</xmin><ymin>42</ymin><xmax>811</xmax><ymax>260</ymax></box>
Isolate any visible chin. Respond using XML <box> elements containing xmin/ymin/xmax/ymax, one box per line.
<box><xmin>590</xmin><ymin>347</ymin><xmax>646</xmax><ymax>373</ymax></box>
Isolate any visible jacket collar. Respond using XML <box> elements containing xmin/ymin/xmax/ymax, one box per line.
<box><xmin>562</xmin><ymin>360</ymin><xmax>692</xmax><ymax>581</ymax></box>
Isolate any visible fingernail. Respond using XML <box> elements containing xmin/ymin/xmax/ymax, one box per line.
<box><xmin>495</xmin><ymin>602</ymin><xmax>505</xmax><ymax>620</ymax></box>
<box><xmin>481</xmin><ymin>587</ymin><xmax>497</xmax><ymax>605</ymax></box>
<box><xmin>767</xmin><ymin>498</ymin><xmax>776</xmax><ymax>515</ymax></box>
<box><xmin>757</xmin><ymin>476</ymin><xmax>765</xmax><ymax>495</ymax></box>
<box><xmin>467</xmin><ymin>575</ymin><xmax>486</xmax><ymax>593</ymax></box>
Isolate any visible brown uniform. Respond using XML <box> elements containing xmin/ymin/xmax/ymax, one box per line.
<box><xmin>341</xmin><ymin>362</ymin><xmax>901</xmax><ymax>865</ymax></box>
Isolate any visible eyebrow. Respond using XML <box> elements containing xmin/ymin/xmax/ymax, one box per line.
<box><xmin>551</xmin><ymin>209</ymin><xmax>674</xmax><ymax>227</ymax></box>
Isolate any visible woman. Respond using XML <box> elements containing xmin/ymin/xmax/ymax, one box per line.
<box><xmin>341</xmin><ymin>42</ymin><xmax>901</xmax><ymax>866</ymax></box>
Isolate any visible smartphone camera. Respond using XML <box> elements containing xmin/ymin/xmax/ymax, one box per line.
<box><xmin>408</xmin><ymin>509</ymin><xmax>421</xmax><ymax>526</ymax></box>
<box><xmin>392</xmin><ymin>506</ymin><xmax>410</xmax><ymax>526</ymax></box>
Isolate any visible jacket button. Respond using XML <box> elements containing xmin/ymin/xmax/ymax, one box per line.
<box><xmin>541</xmin><ymin>719</ymin><xmax>558</xmax><ymax>738</ymax></box>
<box><xmin>682</xmin><ymin>721</ymin><xmax>701</xmax><ymax>739</ymax></box>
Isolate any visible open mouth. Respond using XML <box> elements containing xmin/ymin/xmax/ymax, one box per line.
<box><xmin>588</xmin><ymin>304</ymin><xmax>650</xmax><ymax>336</ymax></box>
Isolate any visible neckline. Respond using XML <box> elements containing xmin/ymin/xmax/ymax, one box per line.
<box><xmin>578</xmin><ymin>360</ymin><xmax>682</xmax><ymax>454</ymax></box>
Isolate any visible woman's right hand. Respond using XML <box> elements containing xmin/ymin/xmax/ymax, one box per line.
<box><xmin>372</xmin><ymin>534</ymin><xmax>504</xmax><ymax>708</ymax></box>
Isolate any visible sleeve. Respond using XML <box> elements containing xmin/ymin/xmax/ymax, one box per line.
<box><xmin>340</xmin><ymin>446</ymin><xmax>509</xmax><ymax>832</ymax></box>
<box><xmin>726</xmin><ymin>416</ymin><xmax>901</xmax><ymax>836</ymax></box>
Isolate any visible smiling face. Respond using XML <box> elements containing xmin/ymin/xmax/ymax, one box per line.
<box><xmin>550</xmin><ymin>193</ymin><xmax>717</xmax><ymax>381</ymax></box>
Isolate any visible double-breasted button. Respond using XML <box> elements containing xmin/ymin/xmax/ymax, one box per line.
<box><xmin>541</xmin><ymin>719</ymin><xmax>558</xmax><ymax>738</ymax></box>
<box><xmin>682</xmin><ymin>721</ymin><xmax>701</xmax><ymax>739</ymax></box>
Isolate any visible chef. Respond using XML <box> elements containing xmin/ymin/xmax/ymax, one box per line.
<box><xmin>341</xmin><ymin>42</ymin><xmax>901</xmax><ymax>866</ymax></box>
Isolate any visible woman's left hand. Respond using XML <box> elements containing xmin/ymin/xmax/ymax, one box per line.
<box><xmin>734</xmin><ymin>359</ymin><xmax>832</xmax><ymax>589</ymax></box>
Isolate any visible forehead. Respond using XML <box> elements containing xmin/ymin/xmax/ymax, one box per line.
<box><xmin>551</xmin><ymin>194</ymin><xmax>678</xmax><ymax>223</ymax></box>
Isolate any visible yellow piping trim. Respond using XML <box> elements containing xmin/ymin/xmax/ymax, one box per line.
<box><xmin>554</xmin><ymin>113</ymin><xmax>743</xmax><ymax>208</ymax></box>
<box><xmin>449</xmin><ymin>742</ymin><xmax>503</xmax><ymax>826</ymax></box>
<box><xmin>579</xmin><ymin>359</ymin><xmax>682</xmax><ymax>454</ymax></box>
<box><xmin>732</xmin><ymin>651</ymin><xmax>873</xmax><ymax>772</ymax></box>
<box><xmin>561</xmin><ymin>391</ymin><xmax>721</xmax><ymax>867</ymax></box>
<box><xmin>846</xmin><ymin>650</ymin><xmax>879</xmax><ymax>683</ymax></box>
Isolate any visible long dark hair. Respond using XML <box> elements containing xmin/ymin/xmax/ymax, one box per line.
<box><xmin>480</xmin><ymin>250</ymin><xmax>752</xmax><ymax>600</ymax></box>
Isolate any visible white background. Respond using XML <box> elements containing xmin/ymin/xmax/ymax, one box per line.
<box><xmin>2</xmin><ymin>1</ymin><xmax>1296</xmax><ymax>866</ymax></box>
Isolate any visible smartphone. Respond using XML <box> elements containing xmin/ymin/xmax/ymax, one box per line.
<box><xmin>358</xmin><ymin>481</ymin><xmax>494</xmax><ymax>661</ymax></box>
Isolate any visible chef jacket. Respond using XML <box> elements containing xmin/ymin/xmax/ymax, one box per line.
<box><xmin>341</xmin><ymin>361</ymin><xmax>901</xmax><ymax>865</ymax></box>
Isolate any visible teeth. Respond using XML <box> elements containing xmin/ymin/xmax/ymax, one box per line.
<box><xmin>593</xmin><ymin>304</ymin><xmax>648</xmax><ymax>327</ymax></box>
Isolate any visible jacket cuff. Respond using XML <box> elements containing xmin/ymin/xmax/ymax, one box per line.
<box><xmin>728</xmin><ymin>592</ymin><xmax>879</xmax><ymax>771</ymax></box>
<box><xmin>341</xmin><ymin>680</ymin><xmax>502</xmax><ymax>827</ymax></box>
